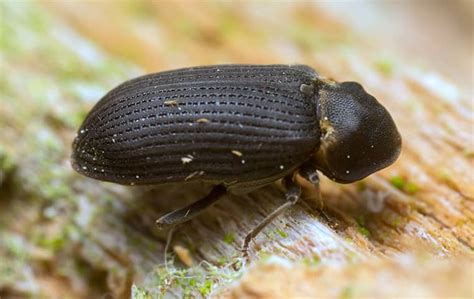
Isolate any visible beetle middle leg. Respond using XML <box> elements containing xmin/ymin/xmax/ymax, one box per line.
<box><xmin>242</xmin><ymin>175</ymin><xmax>301</xmax><ymax>259</ymax></box>
<box><xmin>156</xmin><ymin>185</ymin><xmax>227</xmax><ymax>230</ymax></box>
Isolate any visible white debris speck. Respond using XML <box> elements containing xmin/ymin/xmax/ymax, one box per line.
<box><xmin>231</xmin><ymin>150</ymin><xmax>243</xmax><ymax>157</ymax></box>
<box><xmin>346</xmin><ymin>170</ymin><xmax>350</xmax><ymax>174</ymax></box>
<box><xmin>101</xmin><ymin>169</ymin><xmax>105</xmax><ymax>173</ymax></box>
<box><xmin>112</xmin><ymin>138</ymin><xmax>116</xmax><ymax>143</ymax></box>
<box><xmin>181</xmin><ymin>154</ymin><xmax>194</xmax><ymax>164</ymax></box>
<box><xmin>185</xmin><ymin>171</ymin><xmax>199</xmax><ymax>181</ymax></box>
<box><xmin>323</xmin><ymin>116</ymin><xmax>328</xmax><ymax>121</ymax></box>
<box><xmin>280</xmin><ymin>165</ymin><xmax>285</xmax><ymax>170</ymax></box>
<box><xmin>347</xmin><ymin>155</ymin><xmax>351</xmax><ymax>159</ymax></box>
<box><xmin>82</xmin><ymin>166</ymin><xmax>87</xmax><ymax>170</ymax></box>
<box><xmin>241</xmin><ymin>160</ymin><xmax>246</xmax><ymax>164</ymax></box>
<box><xmin>136</xmin><ymin>175</ymin><xmax>140</xmax><ymax>179</ymax></box>
<box><xmin>80</xmin><ymin>129</ymin><xmax>85</xmax><ymax>134</ymax></box>
<box><xmin>164</xmin><ymin>100</ymin><xmax>178</xmax><ymax>107</ymax></box>
<box><xmin>130</xmin><ymin>182</ymin><xmax>135</xmax><ymax>186</ymax></box>
<box><xmin>181</xmin><ymin>157</ymin><xmax>192</xmax><ymax>164</ymax></box>
<box><xmin>196</xmin><ymin>118</ymin><xmax>210</xmax><ymax>123</ymax></box>
<box><xmin>370</xmin><ymin>145</ymin><xmax>374</xmax><ymax>148</ymax></box>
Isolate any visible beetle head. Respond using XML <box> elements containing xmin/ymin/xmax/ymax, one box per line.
<box><xmin>314</xmin><ymin>81</ymin><xmax>401</xmax><ymax>183</ymax></box>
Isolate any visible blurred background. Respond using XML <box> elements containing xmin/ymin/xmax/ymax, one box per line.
<box><xmin>1</xmin><ymin>1</ymin><xmax>473</xmax><ymax>298</ymax></box>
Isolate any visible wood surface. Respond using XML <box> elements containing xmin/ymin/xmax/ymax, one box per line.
<box><xmin>0</xmin><ymin>1</ymin><xmax>472</xmax><ymax>298</ymax></box>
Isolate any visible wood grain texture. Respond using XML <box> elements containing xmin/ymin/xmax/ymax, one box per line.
<box><xmin>1</xmin><ymin>1</ymin><xmax>472</xmax><ymax>298</ymax></box>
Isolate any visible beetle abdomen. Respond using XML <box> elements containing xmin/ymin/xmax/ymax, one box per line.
<box><xmin>72</xmin><ymin>65</ymin><xmax>321</xmax><ymax>189</ymax></box>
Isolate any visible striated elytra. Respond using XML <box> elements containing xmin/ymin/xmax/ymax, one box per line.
<box><xmin>71</xmin><ymin>64</ymin><xmax>401</xmax><ymax>257</ymax></box>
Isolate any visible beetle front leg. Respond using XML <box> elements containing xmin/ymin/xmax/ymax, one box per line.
<box><xmin>299</xmin><ymin>161</ymin><xmax>323</xmax><ymax>209</ymax></box>
<box><xmin>242</xmin><ymin>175</ymin><xmax>301</xmax><ymax>260</ymax></box>
<box><xmin>299</xmin><ymin>161</ymin><xmax>320</xmax><ymax>185</ymax></box>
<box><xmin>156</xmin><ymin>185</ymin><xmax>226</xmax><ymax>230</ymax></box>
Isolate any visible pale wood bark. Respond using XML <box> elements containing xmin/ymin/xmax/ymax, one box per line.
<box><xmin>0</xmin><ymin>1</ymin><xmax>472</xmax><ymax>298</ymax></box>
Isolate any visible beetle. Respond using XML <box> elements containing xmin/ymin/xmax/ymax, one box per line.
<box><xmin>71</xmin><ymin>64</ymin><xmax>401</xmax><ymax>256</ymax></box>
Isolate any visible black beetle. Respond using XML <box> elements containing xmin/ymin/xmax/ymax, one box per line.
<box><xmin>71</xmin><ymin>64</ymin><xmax>401</xmax><ymax>256</ymax></box>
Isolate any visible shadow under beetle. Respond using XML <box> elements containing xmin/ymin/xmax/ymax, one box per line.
<box><xmin>71</xmin><ymin>64</ymin><xmax>401</xmax><ymax>257</ymax></box>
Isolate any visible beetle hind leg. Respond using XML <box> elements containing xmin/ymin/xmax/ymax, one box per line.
<box><xmin>242</xmin><ymin>175</ymin><xmax>301</xmax><ymax>260</ymax></box>
<box><xmin>156</xmin><ymin>185</ymin><xmax>227</xmax><ymax>230</ymax></box>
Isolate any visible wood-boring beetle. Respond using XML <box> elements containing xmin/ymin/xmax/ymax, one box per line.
<box><xmin>71</xmin><ymin>64</ymin><xmax>401</xmax><ymax>257</ymax></box>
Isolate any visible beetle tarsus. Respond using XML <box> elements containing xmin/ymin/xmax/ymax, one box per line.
<box><xmin>242</xmin><ymin>175</ymin><xmax>301</xmax><ymax>260</ymax></box>
<box><xmin>156</xmin><ymin>185</ymin><xmax>226</xmax><ymax>230</ymax></box>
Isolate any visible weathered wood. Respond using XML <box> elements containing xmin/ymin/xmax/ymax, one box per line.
<box><xmin>0</xmin><ymin>1</ymin><xmax>472</xmax><ymax>298</ymax></box>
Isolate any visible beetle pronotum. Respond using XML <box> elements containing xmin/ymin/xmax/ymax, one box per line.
<box><xmin>71</xmin><ymin>64</ymin><xmax>401</xmax><ymax>257</ymax></box>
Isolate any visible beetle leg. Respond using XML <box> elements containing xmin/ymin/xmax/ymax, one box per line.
<box><xmin>299</xmin><ymin>161</ymin><xmax>323</xmax><ymax>209</ymax></box>
<box><xmin>242</xmin><ymin>175</ymin><xmax>301</xmax><ymax>260</ymax></box>
<box><xmin>299</xmin><ymin>161</ymin><xmax>320</xmax><ymax>185</ymax></box>
<box><xmin>156</xmin><ymin>185</ymin><xmax>226</xmax><ymax>230</ymax></box>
